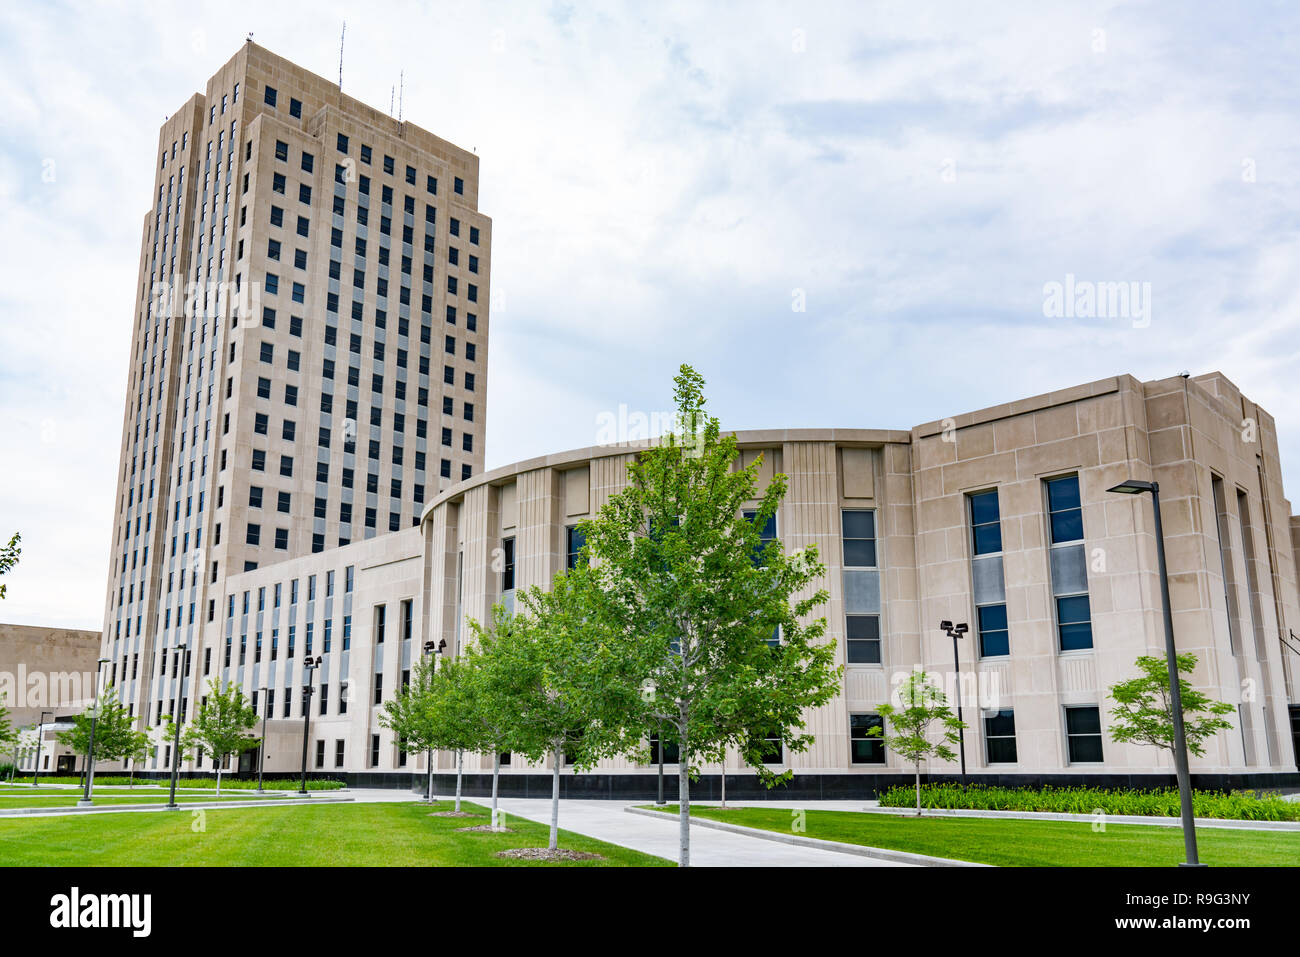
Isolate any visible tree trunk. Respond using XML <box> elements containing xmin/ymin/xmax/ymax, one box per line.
<box><xmin>426</xmin><ymin>749</ymin><xmax>434</xmax><ymax>803</ymax></box>
<box><xmin>678</xmin><ymin>723</ymin><xmax>690</xmax><ymax>868</ymax></box>
<box><xmin>217</xmin><ymin>763</ymin><xmax>223</xmax><ymax>798</ymax></box>
<box><xmin>549</xmin><ymin>744</ymin><xmax>561</xmax><ymax>851</ymax></box>
<box><xmin>491</xmin><ymin>751</ymin><xmax>501</xmax><ymax>830</ymax></box>
<box><xmin>454</xmin><ymin>750</ymin><xmax>463</xmax><ymax>812</ymax></box>
<box><xmin>720</xmin><ymin>748</ymin><xmax>726</xmax><ymax>808</ymax></box>
<box><xmin>914</xmin><ymin>762</ymin><xmax>921</xmax><ymax>817</ymax></box>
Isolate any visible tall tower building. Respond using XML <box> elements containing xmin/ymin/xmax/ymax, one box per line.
<box><xmin>100</xmin><ymin>42</ymin><xmax>491</xmax><ymax>728</ymax></box>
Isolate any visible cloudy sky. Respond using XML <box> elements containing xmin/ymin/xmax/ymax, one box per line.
<box><xmin>1</xmin><ymin>1</ymin><xmax>1298</xmax><ymax>630</ymax></box>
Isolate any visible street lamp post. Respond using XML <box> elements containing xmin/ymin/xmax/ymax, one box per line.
<box><xmin>421</xmin><ymin>640</ymin><xmax>445</xmax><ymax>802</ymax></box>
<box><xmin>298</xmin><ymin>656</ymin><xmax>323</xmax><ymax>796</ymax></box>
<box><xmin>1108</xmin><ymin>478</ymin><xmax>1203</xmax><ymax>866</ymax></box>
<box><xmin>940</xmin><ymin>620</ymin><xmax>970</xmax><ymax>780</ymax></box>
<box><xmin>31</xmin><ymin>711</ymin><xmax>53</xmax><ymax>788</ymax></box>
<box><xmin>77</xmin><ymin>658</ymin><xmax>111</xmax><ymax>807</ymax></box>
<box><xmin>655</xmin><ymin>721</ymin><xmax>666</xmax><ymax>806</ymax></box>
<box><xmin>165</xmin><ymin>645</ymin><xmax>191</xmax><ymax>810</ymax></box>
<box><xmin>257</xmin><ymin>687</ymin><xmax>268</xmax><ymax>793</ymax></box>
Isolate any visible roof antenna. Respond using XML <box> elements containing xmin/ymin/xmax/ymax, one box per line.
<box><xmin>398</xmin><ymin>70</ymin><xmax>404</xmax><ymax>122</ymax></box>
<box><xmin>338</xmin><ymin>21</ymin><xmax>346</xmax><ymax>91</ymax></box>
<box><xmin>389</xmin><ymin>85</ymin><xmax>395</xmax><ymax>116</ymax></box>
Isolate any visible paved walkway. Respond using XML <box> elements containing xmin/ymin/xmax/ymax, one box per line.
<box><xmin>488</xmin><ymin>797</ymin><xmax>915</xmax><ymax>866</ymax></box>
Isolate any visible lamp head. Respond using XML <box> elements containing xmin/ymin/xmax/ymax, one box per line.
<box><xmin>939</xmin><ymin>620</ymin><xmax>954</xmax><ymax>632</ymax></box>
<box><xmin>954</xmin><ymin>622</ymin><xmax>969</xmax><ymax>636</ymax></box>
<box><xmin>1107</xmin><ymin>479</ymin><xmax>1156</xmax><ymax>495</ymax></box>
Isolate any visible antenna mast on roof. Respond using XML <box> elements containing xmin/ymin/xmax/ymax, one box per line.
<box><xmin>338</xmin><ymin>21</ymin><xmax>346</xmax><ymax>91</ymax></box>
<box><xmin>398</xmin><ymin>70</ymin><xmax>404</xmax><ymax>122</ymax></box>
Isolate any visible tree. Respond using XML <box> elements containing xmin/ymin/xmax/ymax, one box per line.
<box><xmin>180</xmin><ymin>679</ymin><xmax>260</xmax><ymax>795</ymax></box>
<box><xmin>871</xmin><ymin>670</ymin><xmax>966</xmax><ymax>816</ymax></box>
<box><xmin>464</xmin><ymin>606</ymin><xmax>538</xmax><ymax>830</ymax></box>
<box><xmin>0</xmin><ymin>692</ymin><xmax>16</xmax><ymax>762</ymax></box>
<box><xmin>11</xmin><ymin>726</ymin><xmax>37</xmax><ymax>780</ymax></box>
<box><xmin>125</xmin><ymin>729</ymin><xmax>155</xmax><ymax>787</ymax></box>
<box><xmin>497</xmin><ymin>569</ymin><xmax>640</xmax><ymax>853</ymax></box>
<box><xmin>0</xmin><ymin>532</ymin><xmax>20</xmax><ymax>599</ymax></box>
<box><xmin>380</xmin><ymin>655</ymin><xmax>441</xmax><ymax>803</ymax></box>
<box><xmin>425</xmin><ymin>658</ymin><xmax>488</xmax><ymax>813</ymax></box>
<box><xmin>1108</xmin><ymin>653</ymin><xmax>1233</xmax><ymax>757</ymax></box>
<box><xmin>577</xmin><ymin>365</ymin><xmax>842</xmax><ymax>866</ymax></box>
<box><xmin>56</xmin><ymin>687</ymin><xmax>138</xmax><ymax>774</ymax></box>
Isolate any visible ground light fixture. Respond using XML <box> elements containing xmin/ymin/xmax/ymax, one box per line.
<box><xmin>299</xmin><ymin>655</ymin><xmax>324</xmax><ymax>795</ymax></box>
<box><xmin>939</xmin><ymin>621</ymin><xmax>969</xmax><ymax>779</ymax></box>
<box><xmin>76</xmin><ymin>658</ymin><xmax>111</xmax><ymax>807</ymax></box>
<box><xmin>1107</xmin><ymin>477</ymin><xmax>1203</xmax><ymax>867</ymax></box>
<box><xmin>165</xmin><ymin>645</ymin><xmax>192</xmax><ymax>810</ymax></box>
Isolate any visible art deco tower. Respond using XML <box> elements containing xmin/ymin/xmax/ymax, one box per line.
<box><xmin>100</xmin><ymin>42</ymin><xmax>491</xmax><ymax>726</ymax></box>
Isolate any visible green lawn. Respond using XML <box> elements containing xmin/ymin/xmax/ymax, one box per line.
<box><xmin>0</xmin><ymin>788</ymin><xmax>296</xmax><ymax>809</ymax></box>
<box><xmin>0</xmin><ymin>801</ymin><xmax>672</xmax><ymax>866</ymax></box>
<box><xmin>648</xmin><ymin>805</ymin><xmax>1300</xmax><ymax>866</ymax></box>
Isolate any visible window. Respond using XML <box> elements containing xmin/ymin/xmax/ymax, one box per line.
<box><xmin>374</xmin><ymin>673</ymin><xmax>383</xmax><ymax>705</ymax></box>
<box><xmin>759</xmin><ymin>734</ymin><xmax>783</xmax><ymax>765</ymax></box>
<box><xmin>648</xmin><ymin>732</ymin><xmax>679</xmax><ymax>764</ymax></box>
<box><xmin>454</xmin><ymin>176</ymin><xmax>464</xmax><ymax>195</ymax></box>
<box><xmin>849</xmin><ymin>714</ymin><xmax>885</xmax><ymax>764</ymax></box>
<box><xmin>743</xmin><ymin>509</ymin><xmax>777</xmax><ymax>566</ymax></box>
<box><xmin>566</xmin><ymin>525</ymin><xmax>586</xmax><ymax>569</ymax></box>
<box><xmin>1047</xmin><ymin>475</ymin><xmax>1083</xmax><ymax>544</ymax></box>
<box><xmin>1046</xmin><ymin>474</ymin><xmax>1092</xmax><ymax>651</ymax></box>
<box><xmin>371</xmin><ymin>734</ymin><xmax>381</xmax><ymax>767</ymax></box>
<box><xmin>246</xmin><ymin>524</ymin><xmax>260</xmax><ymax>546</ymax></box>
<box><xmin>315</xmin><ymin>739</ymin><xmax>325</xmax><ymax>768</ymax></box>
<box><xmin>337</xmin><ymin>132</ymin><xmax>349</xmax><ymax>153</ymax></box>
<box><xmin>841</xmin><ymin>510</ymin><xmax>876</xmax><ymax>567</ymax></box>
<box><xmin>334</xmin><ymin>740</ymin><xmax>345</xmax><ymax>768</ymax></box>
<box><xmin>977</xmin><ymin>603</ymin><xmax>1009</xmax><ymax>658</ymax></box>
<box><xmin>264</xmin><ymin>85</ymin><xmax>277</xmax><ymax>107</ymax></box>
<box><xmin>846</xmin><ymin>615</ymin><xmax>881</xmax><ymax>664</ymax></box>
<box><xmin>1056</xmin><ymin>594</ymin><xmax>1093</xmax><ymax>651</ymax></box>
<box><xmin>969</xmin><ymin>490</ymin><xmax>1002</xmax><ymax>555</ymax></box>
<box><xmin>1065</xmin><ymin>706</ymin><xmax>1103</xmax><ymax>763</ymax></box>
<box><xmin>502</xmin><ymin>537</ymin><xmax>515</xmax><ymax>591</ymax></box>
<box><xmin>984</xmin><ymin>709</ymin><xmax>1017</xmax><ymax>763</ymax></box>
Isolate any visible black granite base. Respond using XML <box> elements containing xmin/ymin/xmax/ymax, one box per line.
<box><xmin>84</xmin><ymin>768</ymin><xmax>1300</xmax><ymax>799</ymax></box>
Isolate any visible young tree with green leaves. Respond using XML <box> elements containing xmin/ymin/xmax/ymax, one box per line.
<box><xmin>11</xmin><ymin>726</ymin><xmax>37</xmax><ymax>780</ymax></box>
<box><xmin>0</xmin><ymin>692</ymin><xmax>16</xmax><ymax>765</ymax></box>
<box><xmin>871</xmin><ymin>669</ymin><xmax>967</xmax><ymax>816</ymax></box>
<box><xmin>464</xmin><ymin>606</ymin><xmax>538</xmax><ymax>830</ymax></box>
<box><xmin>1108</xmin><ymin>653</ymin><xmax>1233</xmax><ymax>757</ymax></box>
<box><xmin>492</xmin><ymin>569</ymin><xmax>641</xmax><ymax>853</ymax></box>
<box><xmin>180</xmin><ymin>679</ymin><xmax>260</xmax><ymax>795</ymax></box>
<box><xmin>380</xmin><ymin>654</ymin><xmax>441</xmax><ymax>802</ymax></box>
<box><xmin>576</xmin><ymin>365</ymin><xmax>842</xmax><ymax>866</ymax></box>
<box><xmin>125</xmin><ymin>729</ymin><xmax>155</xmax><ymax>787</ymax></box>
<box><xmin>426</xmin><ymin>658</ymin><xmax>489</xmax><ymax>813</ymax></box>
<box><xmin>56</xmin><ymin>687</ymin><xmax>138</xmax><ymax>775</ymax></box>
<box><xmin>0</xmin><ymin>532</ymin><xmax>20</xmax><ymax>600</ymax></box>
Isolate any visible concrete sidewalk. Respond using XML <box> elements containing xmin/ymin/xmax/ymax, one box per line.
<box><xmin>489</xmin><ymin>797</ymin><xmax>916</xmax><ymax>867</ymax></box>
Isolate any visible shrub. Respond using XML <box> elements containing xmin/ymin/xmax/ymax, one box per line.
<box><xmin>877</xmin><ymin>783</ymin><xmax>1300</xmax><ymax>822</ymax></box>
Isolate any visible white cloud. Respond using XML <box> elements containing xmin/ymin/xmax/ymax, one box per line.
<box><xmin>1</xmin><ymin>0</ymin><xmax>1298</xmax><ymax>630</ymax></box>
